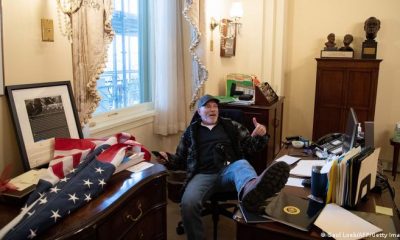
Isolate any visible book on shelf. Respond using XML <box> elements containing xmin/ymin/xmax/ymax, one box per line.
<box><xmin>114</xmin><ymin>152</ymin><xmax>145</xmax><ymax>174</ymax></box>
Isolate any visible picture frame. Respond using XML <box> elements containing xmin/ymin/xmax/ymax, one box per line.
<box><xmin>6</xmin><ymin>81</ymin><xmax>83</xmax><ymax>170</ymax></box>
<box><xmin>220</xmin><ymin>19</ymin><xmax>236</xmax><ymax>57</ymax></box>
<box><xmin>254</xmin><ymin>82</ymin><xmax>279</xmax><ymax>106</ymax></box>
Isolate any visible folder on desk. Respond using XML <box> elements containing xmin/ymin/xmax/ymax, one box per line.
<box><xmin>263</xmin><ymin>192</ymin><xmax>324</xmax><ymax>231</ymax></box>
<box><xmin>330</xmin><ymin>147</ymin><xmax>380</xmax><ymax>208</ymax></box>
<box><xmin>352</xmin><ymin>148</ymin><xmax>380</xmax><ymax>206</ymax></box>
<box><xmin>238</xmin><ymin>204</ymin><xmax>273</xmax><ymax>224</ymax></box>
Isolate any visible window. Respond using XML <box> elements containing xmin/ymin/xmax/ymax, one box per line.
<box><xmin>95</xmin><ymin>0</ymin><xmax>151</xmax><ymax>114</ymax></box>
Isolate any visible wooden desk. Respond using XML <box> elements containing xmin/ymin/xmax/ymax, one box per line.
<box><xmin>0</xmin><ymin>164</ymin><xmax>168</xmax><ymax>240</ymax></box>
<box><xmin>236</xmin><ymin>147</ymin><xmax>400</xmax><ymax>240</ymax></box>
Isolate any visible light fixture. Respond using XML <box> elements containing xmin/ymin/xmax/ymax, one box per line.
<box><xmin>210</xmin><ymin>17</ymin><xmax>219</xmax><ymax>51</ymax></box>
<box><xmin>228</xmin><ymin>1</ymin><xmax>243</xmax><ymax>37</ymax></box>
<box><xmin>209</xmin><ymin>2</ymin><xmax>243</xmax><ymax>56</ymax></box>
<box><xmin>230</xmin><ymin>2</ymin><xmax>243</xmax><ymax>21</ymax></box>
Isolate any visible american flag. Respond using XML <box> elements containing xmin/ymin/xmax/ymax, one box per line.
<box><xmin>0</xmin><ymin>133</ymin><xmax>150</xmax><ymax>239</ymax></box>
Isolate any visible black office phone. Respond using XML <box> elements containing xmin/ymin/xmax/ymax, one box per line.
<box><xmin>315</xmin><ymin>133</ymin><xmax>343</xmax><ymax>145</ymax></box>
<box><xmin>314</xmin><ymin>133</ymin><xmax>344</xmax><ymax>155</ymax></box>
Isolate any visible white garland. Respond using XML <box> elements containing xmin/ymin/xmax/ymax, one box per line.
<box><xmin>183</xmin><ymin>0</ymin><xmax>209</xmax><ymax>111</ymax></box>
<box><xmin>56</xmin><ymin>6</ymin><xmax>73</xmax><ymax>41</ymax></box>
<box><xmin>56</xmin><ymin>0</ymin><xmax>83</xmax><ymax>41</ymax></box>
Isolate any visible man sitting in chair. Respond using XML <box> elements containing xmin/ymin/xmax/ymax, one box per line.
<box><xmin>155</xmin><ymin>94</ymin><xmax>290</xmax><ymax>240</ymax></box>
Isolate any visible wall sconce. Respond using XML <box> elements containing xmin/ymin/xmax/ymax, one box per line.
<box><xmin>210</xmin><ymin>17</ymin><xmax>219</xmax><ymax>52</ymax></box>
<box><xmin>210</xmin><ymin>2</ymin><xmax>243</xmax><ymax>57</ymax></box>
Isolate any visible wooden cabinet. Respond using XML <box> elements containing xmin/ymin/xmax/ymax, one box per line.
<box><xmin>0</xmin><ymin>164</ymin><xmax>168</xmax><ymax>240</ymax></box>
<box><xmin>220</xmin><ymin>98</ymin><xmax>284</xmax><ymax>174</ymax></box>
<box><xmin>313</xmin><ymin>58</ymin><xmax>382</xmax><ymax>141</ymax></box>
<box><xmin>97</xmin><ymin>174</ymin><xmax>166</xmax><ymax>240</ymax></box>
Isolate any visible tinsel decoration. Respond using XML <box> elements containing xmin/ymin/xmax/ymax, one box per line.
<box><xmin>182</xmin><ymin>0</ymin><xmax>209</xmax><ymax>111</ymax></box>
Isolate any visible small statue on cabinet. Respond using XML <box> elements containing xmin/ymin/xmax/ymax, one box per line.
<box><xmin>364</xmin><ymin>16</ymin><xmax>381</xmax><ymax>41</ymax></box>
<box><xmin>324</xmin><ymin>33</ymin><xmax>337</xmax><ymax>50</ymax></box>
<box><xmin>339</xmin><ymin>34</ymin><xmax>354</xmax><ymax>51</ymax></box>
<box><xmin>362</xmin><ymin>16</ymin><xmax>381</xmax><ymax>59</ymax></box>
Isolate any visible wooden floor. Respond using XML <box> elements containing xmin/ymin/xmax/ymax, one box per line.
<box><xmin>166</xmin><ymin>170</ymin><xmax>400</xmax><ymax>240</ymax></box>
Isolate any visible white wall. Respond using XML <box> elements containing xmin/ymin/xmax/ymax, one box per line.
<box><xmin>0</xmin><ymin>0</ymin><xmax>73</xmax><ymax>175</ymax></box>
<box><xmin>2</xmin><ymin>0</ymin><xmax>400</xmax><ymax>177</ymax></box>
<box><xmin>203</xmin><ymin>0</ymin><xmax>400</xmax><ymax>165</ymax></box>
<box><xmin>203</xmin><ymin>0</ymin><xmax>264</xmax><ymax>95</ymax></box>
<box><xmin>284</xmin><ymin>0</ymin><xmax>400</xmax><ymax>163</ymax></box>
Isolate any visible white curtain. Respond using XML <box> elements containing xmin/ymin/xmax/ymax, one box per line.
<box><xmin>152</xmin><ymin>0</ymin><xmax>187</xmax><ymax>136</ymax></box>
<box><xmin>70</xmin><ymin>0</ymin><xmax>114</xmax><ymax>126</ymax></box>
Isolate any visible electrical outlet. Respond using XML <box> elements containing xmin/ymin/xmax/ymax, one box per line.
<box><xmin>41</xmin><ymin>19</ymin><xmax>54</xmax><ymax>42</ymax></box>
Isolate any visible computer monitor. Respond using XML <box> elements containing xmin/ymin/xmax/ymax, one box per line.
<box><xmin>342</xmin><ymin>107</ymin><xmax>358</xmax><ymax>153</ymax></box>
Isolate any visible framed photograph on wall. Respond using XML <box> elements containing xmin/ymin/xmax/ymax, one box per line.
<box><xmin>6</xmin><ymin>81</ymin><xmax>83</xmax><ymax>170</ymax></box>
<box><xmin>220</xmin><ymin>19</ymin><xmax>236</xmax><ymax>57</ymax></box>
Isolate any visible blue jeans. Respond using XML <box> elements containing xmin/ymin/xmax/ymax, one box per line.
<box><xmin>180</xmin><ymin>159</ymin><xmax>257</xmax><ymax>240</ymax></box>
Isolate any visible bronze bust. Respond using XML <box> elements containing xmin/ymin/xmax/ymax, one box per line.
<box><xmin>364</xmin><ymin>17</ymin><xmax>381</xmax><ymax>41</ymax></box>
<box><xmin>324</xmin><ymin>33</ymin><xmax>337</xmax><ymax>50</ymax></box>
<box><xmin>339</xmin><ymin>34</ymin><xmax>354</xmax><ymax>51</ymax></box>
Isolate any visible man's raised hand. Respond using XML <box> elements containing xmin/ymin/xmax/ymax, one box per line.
<box><xmin>251</xmin><ymin>117</ymin><xmax>267</xmax><ymax>137</ymax></box>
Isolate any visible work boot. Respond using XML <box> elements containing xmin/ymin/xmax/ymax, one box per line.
<box><xmin>241</xmin><ymin>161</ymin><xmax>290</xmax><ymax>212</ymax></box>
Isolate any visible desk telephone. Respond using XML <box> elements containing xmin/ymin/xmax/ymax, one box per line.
<box><xmin>315</xmin><ymin>133</ymin><xmax>344</xmax><ymax>155</ymax></box>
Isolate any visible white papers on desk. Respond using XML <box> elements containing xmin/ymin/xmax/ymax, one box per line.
<box><xmin>289</xmin><ymin>160</ymin><xmax>326</xmax><ymax>177</ymax></box>
<box><xmin>314</xmin><ymin>203</ymin><xmax>382</xmax><ymax>240</ymax></box>
<box><xmin>9</xmin><ymin>169</ymin><xmax>46</xmax><ymax>191</ymax></box>
<box><xmin>126</xmin><ymin>161</ymin><xmax>154</xmax><ymax>173</ymax></box>
<box><xmin>275</xmin><ymin>155</ymin><xmax>301</xmax><ymax>165</ymax></box>
<box><xmin>285</xmin><ymin>177</ymin><xmax>304</xmax><ymax>188</ymax></box>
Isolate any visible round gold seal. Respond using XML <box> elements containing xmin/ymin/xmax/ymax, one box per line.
<box><xmin>283</xmin><ymin>206</ymin><xmax>300</xmax><ymax>215</ymax></box>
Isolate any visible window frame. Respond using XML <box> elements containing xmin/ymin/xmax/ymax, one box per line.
<box><xmin>90</xmin><ymin>0</ymin><xmax>153</xmax><ymax>135</ymax></box>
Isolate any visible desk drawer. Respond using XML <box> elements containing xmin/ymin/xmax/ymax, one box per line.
<box><xmin>122</xmin><ymin>208</ymin><xmax>166</xmax><ymax>240</ymax></box>
<box><xmin>97</xmin><ymin>177</ymin><xmax>166</xmax><ymax>238</ymax></box>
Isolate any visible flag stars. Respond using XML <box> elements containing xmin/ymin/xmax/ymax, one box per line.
<box><xmin>27</xmin><ymin>228</ymin><xmax>37</xmax><ymax>239</ymax></box>
<box><xmin>84</xmin><ymin>193</ymin><xmax>92</xmax><ymax>202</ymax></box>
<box><xmin>69</xmin><ymin>168</ymin><xmax>77</xmax><ymax>174</ymax></box>
<box><xmin>50</xmin><ymin>210</ymin><xmax>61</xmax><ymax>223</ymax></box>
<box><xmin>60</xmin><ymin>177</ymin><xmax>70</xmax><ymax>182</ymax></box>
<box><xmin>83</xmin><ymin>179</ymin><xmax>93</xmax><ymax>188</ymax></box>
<box><xmin>95</xmin><ymin>167</ymin><xmax>104</xmax><ymax>174</ymax></box>
<box><xmin>21</xmin><ymin>204</ymin><xmax>28</xmax><ymax>212</ymax></box>
<box><xmin>68</xmin><ymin>193</ymin><xmax>79</xmax><ymax>204</ymax></box>
<box><xmin>39</xmin><ymin>197</ymin><xmax>48</xmax><ymax>205</ymax></box>
<box><xmin>98</xmin><ymin>179</ymin><xmax>106</xmax><ymax>188</ymax></box>
<box><xmin>50</xmin><ymin>186</ymin><xmax>60</xmax><ymax>193</ymax></box>
<box><xmin>27</xmin><ymin>210</ymin><xmax>35</xmax><ymax>217</ymax></box>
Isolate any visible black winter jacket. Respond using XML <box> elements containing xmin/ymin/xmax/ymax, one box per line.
<box><xmin>165</xmin><ymin>117</ymin><xmax>268</xmax><ymax>187</ymax></box>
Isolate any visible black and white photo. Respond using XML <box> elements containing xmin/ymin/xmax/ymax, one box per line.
<box><xmin>6</xmin><ymin>81</ymin><xmax>83</xmax><ymax>170</ymax></box>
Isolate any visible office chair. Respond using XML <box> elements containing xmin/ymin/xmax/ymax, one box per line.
<box><xmin>168</xmin><ymin>109</ymin><xmax>246</xmax><ymax>240</ymax></box>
